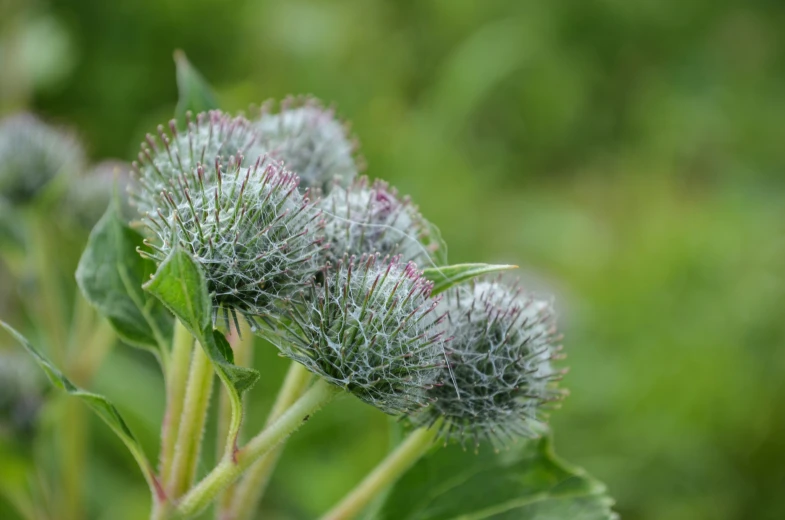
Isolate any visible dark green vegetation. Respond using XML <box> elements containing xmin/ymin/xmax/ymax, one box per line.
<box><xmin>2</xmin><ymin>1</ymin><xmax>785</xmax><ymax>519</ymax></box>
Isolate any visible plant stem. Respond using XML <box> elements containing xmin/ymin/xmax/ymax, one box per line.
<box><xmin>175</xmin><ymin>378</ymin><xmax>339</xmax><ymax>519</ymax></box>
<box><xmin>216</xmin><ymin>321</ymin><xmax>255</xmax><ymax>515</ymax></box>
<box><xmin>160</xmin><ymin>321</ymin><xmax>195</xmax><ymax>489</ymax></box>
<box><xmin>224</xmin><ymin>362</ymin><xmax>312</xmax><ymax>520</ymax></box>
<box><xmin>167</xmin><ymin>341</ymin><xmax>214</xmax><ymax>498</ymax></box>
<box><xmin>320</xmin><ymin>426</ymin><xmax>439</xmax><ymax>520</ymax></box>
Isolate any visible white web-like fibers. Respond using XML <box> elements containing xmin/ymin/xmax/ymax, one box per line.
<box><xmin>268</xmin><ymin>255</ymin><xmax>448</xmax><ymax>415</ymax></box>
<box><xmin>131</xmin><ymin>110</ymin><xmax>260</xmax><ymax>217</ymax></box>
<box><xmin>0</xmin><ymin>113</ymin><xmax>84</xmax><ymax>204</ymax></box>
<box><xmin>254</xmin><ymin>99</ymin><xmax>360</xmax><ymax>193</ymax></box>
<box><xmin>412</xmin><ymin>280</ymin><xmax>565</xmax><ymax>448</ymax></box>
<box><xmin>318</xmin><ymin>178</ymin><xmax>445</xmax><ymax>267</ymax></box>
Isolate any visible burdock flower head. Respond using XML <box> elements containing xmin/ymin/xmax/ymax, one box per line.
<box><xmin>412</xmin><ymin>280</ymin><xmax>566</xmax><ymax>448</ymax></box>
<box><xmin>0</xmin><ymin>113</ymin><xmax>84</xmax><ymax>204</ymax></box>
<box><xmin>253</xmin><ymin>97</ymin><xmax>361</xmax><ymax>193</ymax></box>
<box><xmin>319</xmin><ymin>177</ymin><xmax>443</xmax><ymax>267</ymax></box>
<box><xmin>271</xmin><ymin>254</ymin><xmax>447</xmax><ymax>415</ymax></box>
<box><xmin>131</xmin><ymin>110</ymin><xmax>260</xmax><ymax>217</ymax></box>
<box><xmin>132</xmin><ymin>112</ymin><xmax>324</xmax><ymax>319</ymax></box>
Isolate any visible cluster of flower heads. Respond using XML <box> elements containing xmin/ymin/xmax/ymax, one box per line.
<box><xmin>411</xmin><ymin>280</ymin><xmax>566</xmax><ymax>448</ymax></box>
<box><xmin>129</xmin><ymin>101</ymin><xmax>565</xmax><ymax>447</ymax></box>
<box><xmin>319</xmin><ymin>177</ymin><xmax>443</xmax><ymax>267</ymax></box>
<box><xmin>271</xmin><ymin>254</ymin><xmax>447</xmax><ymax>415</ymax></box>
<box><xmin>0</xmin><ymin>113</ymin><xmax>84</xmax><ymax>205</ymax></box>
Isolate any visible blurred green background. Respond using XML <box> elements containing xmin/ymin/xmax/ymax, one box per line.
<box><xmin>2</xmin><ymin>0</ymin><xmax>785</xmax><ymax>519</ymax></box>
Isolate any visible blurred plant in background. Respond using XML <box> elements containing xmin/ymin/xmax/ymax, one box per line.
<box><xmin>1</xmin><ymin>1</ymin><xmax>785</xmax><ymax>520</ymax></box>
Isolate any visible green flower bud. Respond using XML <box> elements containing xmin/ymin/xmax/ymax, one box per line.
<box><xmin>0</xmin><ymin>113</ymin><xmax>84</xmax><ymax>204</ymax></box>
<box><xmin>270</xmin><ymin>255</ymin><xmax>447</xmax><ymax>415</ymax></box>
<box><xmin>254</xmin><ymin>97</ymin><xmax>361</xmax><ymax>193</ymax></box>
<box><xmin>412</xmin><ymin>280</ymin><xmax>566</xmax><ymax>448</ymax></box>
<box><xmin>319</xmin><ymin>177</ymin><xmax>443</xmax><ymax>266</ymax></box>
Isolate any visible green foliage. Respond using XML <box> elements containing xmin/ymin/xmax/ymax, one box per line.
<box><xmin>0</xmin><ymin>321</ymin><xmax>160</xmax><ymax>498</ymax></box>
<box><xmin>174</xmin><ymin>50</ymin><xmax>219</xmax><ymax>123</ymax></box>
<box><xmin>76</xmin><ymin>201</ymin><xmax>172</xmax><ymax>359</ymax></box>
<box><xmin>379</xmin><ymin>434</ymin><xmax>616</xmax><ymax>520</ymax></box>
<box><xmin>423</xmin><ymin>263</ymin><xmax>518</xmax><ymax>296</ymax></box>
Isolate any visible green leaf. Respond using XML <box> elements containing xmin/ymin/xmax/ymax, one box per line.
<box><xmin>143</xmin><ymin>247</ymin><xmax>259</xmax><ymax>449</ymax></box>
<box><xmin>174</xmin><ymin>50</ymin><xmax>219</xmax><ymax>123</ymax></box>
<box><xmin>0</xmin><ymin>321</ymin><xmax>163</xmax><ymax>500</ymax></box>
<box><xmin>76</xmin><ymin>201</ymin><xmax>172</xmax><ymax>359</ymax></box>
<box><xmin>379</xmin><ymin>435</ymin><xmax>616</xmax><ymax>520</ymax></box>
<box><xmin>422</xmin><ymin>263</ymin><xmax>518</xmax><ymax>296</ymax></box>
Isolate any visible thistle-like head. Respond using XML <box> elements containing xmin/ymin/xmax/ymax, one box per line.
<box><xmin>66</xmin><ymin>160</ymin><xmax>132</xmax><ymax>227</ymax></box>
<box><xmin>253</xmin><ymin>97</ymin><xmax>361</xmax><ymax>193</ymax></box>
<box><xmin>131</xmin><ymin>110</ymin><xmax>260</xmax><ymax>216</ymax></box>
<box><xmin>271</xmin><ymin>254</ymin><xmax>447</xmax><ymax>415</ymax></box>
<box><xmin>0</xmin><ymin>113</ymin><xmax>84</xmax><ymax>204</ymax></box>
<box><xmin>138</xmin><ymin>155</ymin><xmax>325</xmax><ymax>319</ymax></box>
<box><xmin>319</xmin><ymin>177</ymin><xmax>443</xmax><ymax>266</ymax></box>
<box><xmin>412</xmin><ymin>280</ymin><xmax>566</xmax><ymax>448</ymax></box>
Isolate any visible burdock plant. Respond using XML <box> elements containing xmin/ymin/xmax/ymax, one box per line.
<box><xmin>0</xmin><ymin>54</ymin><xmax>617</xmax><ymax>520</ymax></box>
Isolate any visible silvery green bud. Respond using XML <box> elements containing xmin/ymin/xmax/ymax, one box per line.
<box><xmin>271</xmin><ymin>255</ymin><xmax>447</xmax><ymax>415</ymax></box>
<box><xmin>254</xmin><ymin>97</ymin><xmax>361</xmax><ymax>193</ymax></box>
<box><xmin>0</xmin><ymin>350</ymin><xmax>43</xmax><ymax>439</ymax></box>
<box><xmin>66</xmin><ymin>160</ymin><xmax>132</xmax><ymax>228</ymax></box>
<box><xmin>319</xmin><ymin>177</ymin><xmax>443</xmax><ymax>266</ymax></box>
<box><xmin>139</xmin><ymin>156</ymin><xmax>325</xmax><ymax>319</ymax></box>
<box><xmin>412</xmin><ymin>280</ymin><xmax>566</xmax><ymax>448</ymax></box>
<box><xmin>131</xmin><ymin>110</ymin><xmax>260</xmax><ymax>217</ymax></box>
<box><xmin>0</xmin><ymin>113</ymin><xmax>84</xmax><ymax>204</ymax></box>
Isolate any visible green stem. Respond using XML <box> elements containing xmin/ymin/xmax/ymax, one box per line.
<box><xmin>167</xmin><ymin>342</ymin><xmax>215</xmax><ymax>498</ymax></box>
<box><xmin>320</xmin><ymin>426</ymin><xmax>439</xmax><ymax>520</ymax></box>
<box><xmin>160</xmin><ymin>321</ymin><xmax>195</xmax><ymax>490</ymax></box>
<box><xmin>224</xmin><ymin>362</ymin><xmax>312</xmax><ymax>520</ymax></box>
<box><xmin>216</xmin><ymin>321</ymin><xmax>255</xmax><ymax>515</ymax></box>
<box><xmin>175</xmin><ymin>378</ymin><xmax>339</xmax><ymax>519</ymax></box>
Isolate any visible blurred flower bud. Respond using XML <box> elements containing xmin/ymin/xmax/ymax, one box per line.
<box><xmin>271</xmin><ymin>255</ymin><xmax>447</xmax><ymax>415</ymax></box>
<box><xmin>254</xmin><ymin>97</ymin><xmax>361</xmax><ymax>193</ymax></box>
<box><xmin>411</xmin><ymin>280</ymin><xmax>566</xmax><ymax>448</ymax></box>
<box><xmin>0</xmin><ymin>113</ymin><xmax>84</xmax><ymax>204</ymax></box>
<box><xmin>319</xmin><ymin>177</ymin><xmax>443</xmax><ymax>267</ymax></box>
<box><xmin>65</xmin><ymin>160</ymin><xmax>132</xmax><ymax>228</ymax></box>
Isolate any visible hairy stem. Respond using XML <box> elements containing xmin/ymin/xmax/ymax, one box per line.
<box><xmin>167</xmin><ymin>342</ymin><xmax>214</xmax><ymax>498</ymax></box>
<box><xmin>224</xmin><ymin>362</ymin><xmax>312</xmax><ymax>520</ymax></box>
<box><xmin>175</xmin><ymin>378</ymin><xmax>339</xmax><ymax>519</ymax></box>
<box><xmin>216</xmin><ymin>320</ymin><xmax>255</xmax><ymax>514</ymax></box>
<box><xmin>321</xmin><ymin>426</ymin><xmax>439</xmax><ymax>520</ymax></box>
<box><xmin>160</xmin><ymin>321</ymin><xmax>195</xmax><ymax>489</ymax></box>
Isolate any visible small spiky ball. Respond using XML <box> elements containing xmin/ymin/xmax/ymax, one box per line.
<box><xmin>271</xmin><ymin>255</ymin><xmax>447</xmax><ymax>415</ymax></box>
<box><xmin>0</xmin><ymin>113</ymin><xmax>84</xmax><ymax>204</ymax></box>
<box><xmin>319</xmin><ymin>177</ymin><xmax>443</xmax><ymax>266</ymax></box>
<box><xmin>137</xmin><ymin>155</ymin><xmax>325</xmax><ymax>320</ymax></box>
<box><xmin>254</xmin><ymin>97</ymin><xmax>360</xmax><ymax>192</ymax></box>
<box><xmin>0</xmin><ymin>351</ymin><xmax>43</xmax><ymax>438</ymax></box>
<box><xmin>131</xmin><ymin>110</ymin><xmax>260</xmax><ymax>216</ymax></box>
<box><xmin>412</xmin><ymin>280</ymin><xmax>565</xmax><ymax>448</ymax></box>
